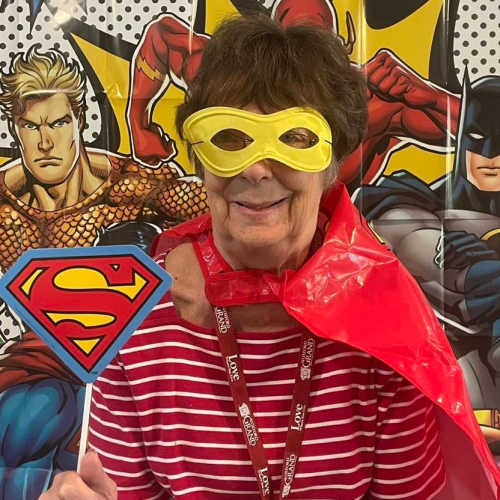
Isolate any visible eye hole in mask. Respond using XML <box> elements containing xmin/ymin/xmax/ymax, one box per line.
<box><xmin>468</xmin><ymin>131</ymin><xmax>485</xmax><ymax>141</ymax></box>
<box><xmin>279</xmin><ymin>128</ymin><xmax>319</xmax><ymax>149</ymax></box>
<box><xmin>211</xmin><ymin>129</ymin><xmax>254</xmax><ymax>151</ymax></box>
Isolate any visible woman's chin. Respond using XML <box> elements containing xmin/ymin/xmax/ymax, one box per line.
<box><xmin>230</xmin><ymin>226</ymin><xmax>289</xmax><ymax>252</ymax></box>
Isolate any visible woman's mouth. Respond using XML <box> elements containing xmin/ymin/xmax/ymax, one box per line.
<box><xmin>234</xmin><ymin>197</ymin><xmax>288</xmax><ymax>211</ymax></box>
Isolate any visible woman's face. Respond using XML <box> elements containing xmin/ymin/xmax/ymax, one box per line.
<box><xmin>204</xmin><ymin>104</ymin><xmax>328</xmax><ymax>259</ymax></box>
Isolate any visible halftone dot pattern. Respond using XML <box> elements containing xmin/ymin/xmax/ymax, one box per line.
<box><xmin>49</xmin><ymin>0</ymin><xmax>198</xmax><ymax>45</ymax></box>
<box><xmin>0</xmin><ymin>1</ymin><xmax>101</xmax><ymax>149</ymax></box>
<box><xmin>0</xmin><ymin>300</ymin><xmax>24</xmax><ymax>354</ymax></box>
<box><xmin>454</xmin><ymin>0</ymin><xmax>499</xmax><ymax>80</ymax></box>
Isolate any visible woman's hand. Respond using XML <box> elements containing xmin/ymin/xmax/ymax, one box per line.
<box><xmin>39</xmin><ymin>451</ymin><xmax>117</xmax><ymax>500</ymax></box>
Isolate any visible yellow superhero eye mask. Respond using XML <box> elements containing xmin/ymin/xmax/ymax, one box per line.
<box><xmin>182</xmin><ymin>106</ymin><xmax>333</xmax><ymax>177</ymax></box>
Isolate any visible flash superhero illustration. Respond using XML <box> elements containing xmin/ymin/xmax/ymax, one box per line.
<box><xmin>357</xmin><ymin>72</ymin><xmax>500</xmax><ymax>451</ymax></box>
<box><xmin>127</xmin><ymin>0</ymin><xmax>460</xmax><ymax>189</ymax></box>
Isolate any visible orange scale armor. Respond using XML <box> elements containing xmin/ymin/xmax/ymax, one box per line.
<box><xmin>0</xmin><ymin>153</ymin><xmax>207</xmax><ymax>270</ymax></box>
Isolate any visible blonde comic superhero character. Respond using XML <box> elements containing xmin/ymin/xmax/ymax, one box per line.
<box><xmin>0</xmin><ymin>46</ymin><xmax>207</xmax><ymax>271</ymax></box>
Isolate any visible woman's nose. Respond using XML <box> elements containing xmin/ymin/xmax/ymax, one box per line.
<box><xmin>239</xmin><ymin>159</ymin><xmax>275</xmax><ymax>184</ymax></box>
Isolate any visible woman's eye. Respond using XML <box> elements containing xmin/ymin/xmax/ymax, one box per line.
<box><xmin>23</xmin><ymin>123</ymin><xmax>37</xmax><ymax>130</ymax></box>
<box><xmin>211</xmin><ymin>129</ymin><xmax>254</xmax><ymax>151</ymax></box>
<box><xmin>279</xmin><ymin>128</ymin><xmax>319</xmax><ymax>149</ymax></box>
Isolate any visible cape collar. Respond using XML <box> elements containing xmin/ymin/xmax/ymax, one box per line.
<box><xmin>191</xmin><ymin>211</ymin><xmax>330</xmax><ymax>307</ymax></box>
<box><xmin>151</xmin><ymin>181</ymin><xmax>387</xmax><ymax>309</ymax></box>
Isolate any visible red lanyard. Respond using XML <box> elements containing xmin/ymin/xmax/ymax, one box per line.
<box><xmin>212</xmin><ymin>305</ymin><xmax>317</xmax><ymax>499</ymax></box>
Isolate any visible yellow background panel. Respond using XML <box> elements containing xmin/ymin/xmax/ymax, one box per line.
<box><xmin>475</xmin><ymin>410</ymin><xmax>493</xmax><ymax>426</ymax></box>
<box><xmin>334</xmin><ymin>0</ymin><xmax>444</xmax><ymax>76</ymax></box>
<box><xmin>206</xmin><ymin>0</ymin><xmax>239</xmax><ymax>33</ymax></box>
<box><xmin>73</xmin><ymin>35</ymin><xmax>132</xmax><ymax>155</ymax></box>
<box><xmin>384</xmin><ymin>147</ymin><xmax>454</xmax><ymax>185</ymax></box>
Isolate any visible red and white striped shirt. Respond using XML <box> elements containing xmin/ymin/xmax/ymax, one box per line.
<box><xmin>89</xmin><ymin>292</ymin><xmax>446</xmax><ymax>499</ymax></box>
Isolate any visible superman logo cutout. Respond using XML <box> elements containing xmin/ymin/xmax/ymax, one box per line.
<box><xmin>0</xmin><ymin>246</ymin><xmax>172</xmax><ymax>383</ymax></box>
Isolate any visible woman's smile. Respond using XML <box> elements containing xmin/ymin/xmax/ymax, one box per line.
<box><xmin>231</xmin><ymin>196</ymin><xmax>289</xmax><ymax>215</ymax></box>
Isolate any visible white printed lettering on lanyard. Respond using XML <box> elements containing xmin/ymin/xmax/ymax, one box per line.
<box><xmin>291</xmin><ymin>403</ymin><xmax>306</xmax><ymax>431</ymax></box>
<box><xmin>214</xmin><ymin>306</ymin><xmax>230</xmax><ymax>334</ymax></box>
<box><xmin>239</xmin><ymin>403</ymin><xmax>259</xmax><ymax>446</ymax></box>
<box><xmin>282</xmin><ymin>454</ymin><xmax>298</xmax><ymax>497</ymax></box>
<box><xmin>258</xmin><ymin>467</ymin><xmax>271</xmax><ymax>496</ymax></box>
<box><xmin>300</xmin><ymin>337</ymin><xmax>315</xmax><ymax>380</ymax></box>
<box><xmin>226</xmin><ymin>354</ymin><xmax>240</xmax><ymax>381</ymax></box>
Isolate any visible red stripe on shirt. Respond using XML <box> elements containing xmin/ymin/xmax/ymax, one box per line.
<box><xmin>89</xmin><ymin>292</ymin><xmax>446</xmax><ymax>499</ymax></box>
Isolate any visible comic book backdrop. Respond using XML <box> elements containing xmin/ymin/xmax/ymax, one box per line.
<box><xmin>0</xmin><ymin>0</ymin><xmax>498</xmax><ymax>498</ymax></box>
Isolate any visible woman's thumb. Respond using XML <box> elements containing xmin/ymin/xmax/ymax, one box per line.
<box><xmin>79</xmin><ymin>451</ymin><xmax>117</xmax><ymax>499</ymax></box>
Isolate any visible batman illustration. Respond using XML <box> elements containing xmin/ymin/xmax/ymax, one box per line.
<box><xmin>356</xmin><ymin>72</ymin><xmax>500</xmax><ymax>449</ymax></box>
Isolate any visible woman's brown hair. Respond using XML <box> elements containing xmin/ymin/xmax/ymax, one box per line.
<box><xmin>176</xmin><ymin>14</ymin><xmax>367</xmax><ymax>178</ymax></box>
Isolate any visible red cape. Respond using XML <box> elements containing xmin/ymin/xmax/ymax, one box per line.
<box><xmin>0</xmin><ymin>331</ymin><xmax>81</xmax><ymax>393</ymax></box>
<box><xmin>152</xmin><ymin>182</ymin><xmax>500</xmax><ymax>499</ymax></box>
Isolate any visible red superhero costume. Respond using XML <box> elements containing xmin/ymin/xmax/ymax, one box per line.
<box><xmin>127</xmin><ymin>0</ymin><xmax>460</xmax><ymax>184</ymax></box>
<box><xmin>0</xmin><ymin>332</ymin><xmax>79</xmax><ymax>393</ymax></box>
<box><xmin>151</xmin><ymin>182</ymin><xmax>500</xmax><ymax>499</ymax></box>
<box><xmin>127</xmin><ymin>14</ymin><xmax>210</xmax><ymax>167</ymax></box>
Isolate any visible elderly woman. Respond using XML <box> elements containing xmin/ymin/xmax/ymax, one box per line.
<box><xmin>41</xmin><ymin>14</ymin><xmax>499</xmax><ymax>500</ymax></box>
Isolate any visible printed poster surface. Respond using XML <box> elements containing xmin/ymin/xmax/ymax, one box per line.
<box><xmin>0</xmin><ymin>0</ymin><xmax>498</xmax><ymax>497</ymax></box>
